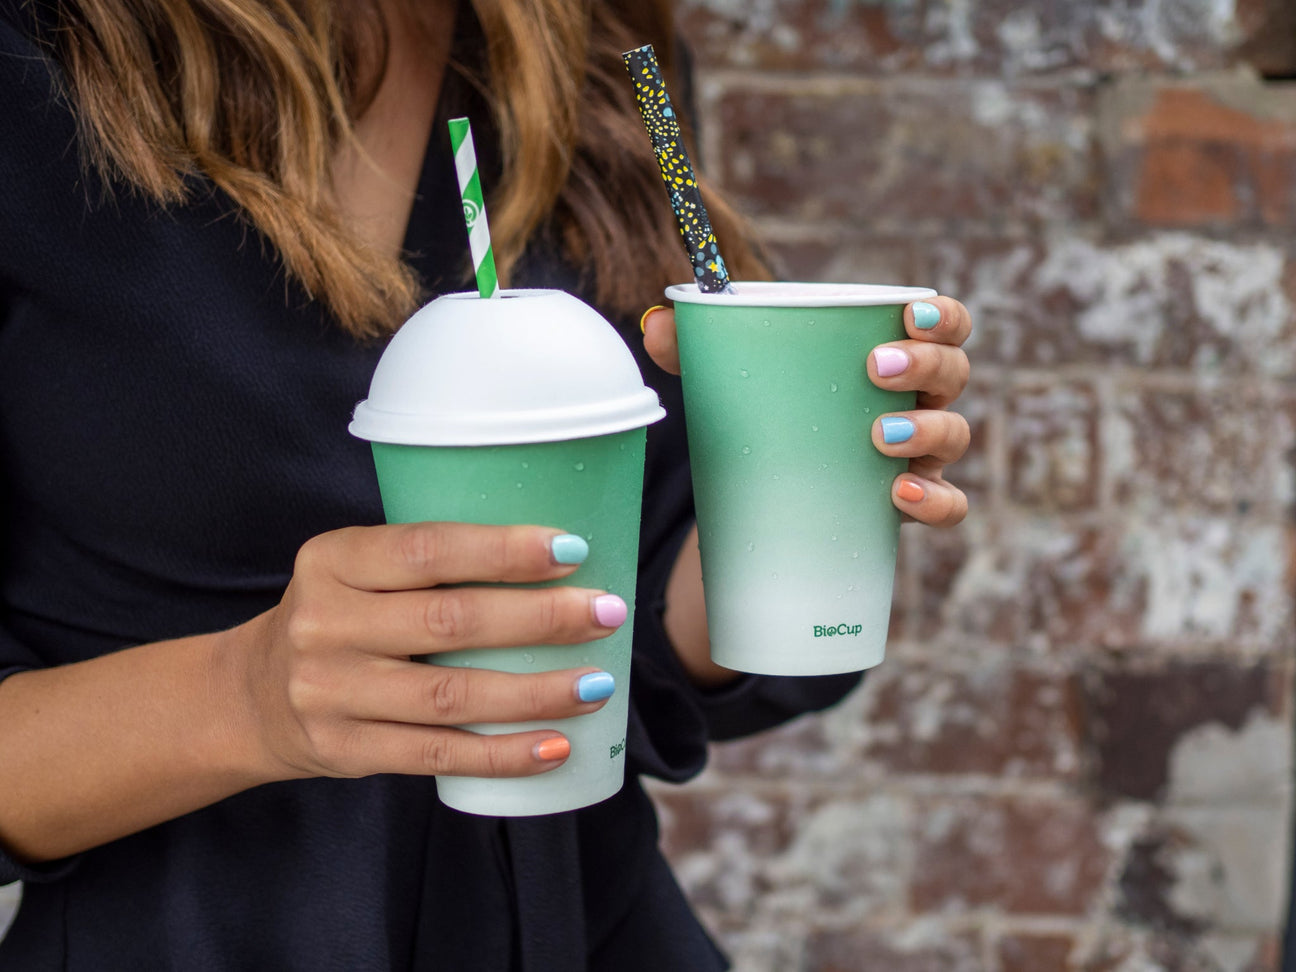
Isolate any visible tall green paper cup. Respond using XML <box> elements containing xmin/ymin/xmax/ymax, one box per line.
<box><xmin>349</xmin><ymin>289</ymin><xmax>665</xmax><ymax>816</ymax></box>
<box><xmin>666</xmin><ymin>281</ymin><xmax>936</xmax><ymax>676</ymax></box>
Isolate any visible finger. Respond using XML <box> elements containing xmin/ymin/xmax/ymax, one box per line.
<box><xmin>906</xmin><ymin>296</ymin><xmax>972</xmax><ymax>348</ymax></box>
<box><xmin>641</xmin><ymin>305</ymin><xmax>680</xmax><ymax>375</ymax></box>
<box><xmin>345</xmin><ymin>663</ymin><xmax>617</xmax><ymax>725</ymax></box>
<box><xmin>324</xmin><ymin>586</ymin><xmax>628</xmax><ymax>656</ymax></box>
<box><xmin>867</xmin><ymin>341</ymin><xmax>970</xmax><ymax>411</ymax></box>
<box><xmin>892</xmin><ymin>474</ymin><xmax>968</xmax><ymax>528</ymax></box>
<box><xmin>300</xmin><ymin>523</ymin><xmax>588</xmax><ymax>592</ymax></box>
<box><xmin>872</xmin><ymin>410</ymin><xmax>970</xmax><ymax>466</ymax></box>
<box><xmin>335</xmin><ymin>723</ymin><xmax>573</xmax><ymax>778</ymax></box>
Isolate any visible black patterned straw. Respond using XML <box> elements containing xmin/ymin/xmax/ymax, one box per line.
<box><xmin>622</xmin><ymin>44</ymin><xmax>733</xmax><ymax>294</ymax></box>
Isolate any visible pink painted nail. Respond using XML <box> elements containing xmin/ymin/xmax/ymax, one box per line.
<box><xmin>873</xmin><ymin>347</ymin><xmax>910</xmax><ymax>378</ymax></box>
<box><xmin>593</xmin><ymin>594</ymin><xmax>628</xmax><ymax>628</ymax></box>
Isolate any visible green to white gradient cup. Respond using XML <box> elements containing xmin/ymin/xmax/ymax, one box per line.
<box><xmin>349</xmin><ymin>289</ymin><xmax>665</xmax><ymax>816</ymax></box>
<box><xmin>665</xmin><ymin>281</ymin><xmax>936</xmax><ymax>676</ymax></box>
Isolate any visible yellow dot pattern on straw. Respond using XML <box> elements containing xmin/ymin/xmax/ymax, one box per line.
<box><xmin>622</xmin><ymin>45</ymin><xmax>731</xmax><ymax>293</ymax></box>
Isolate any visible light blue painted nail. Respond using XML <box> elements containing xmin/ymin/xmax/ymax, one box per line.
<box><xmin>577</xmin><ymin>671</ymin><xmax>616</xmax><ymax>703</ymax></box>
<box><xmin>912</xmin><ymin>301</ymin><xmax>940</xmax><ymax>330</ymax></box>
<box><xmin>880</xmin><ymin>416</ymin><xmax>916</xmax><ymax>444</ymax></box>
<box><xmin>551</xmin><ymin>534</ymin><xmax>589</xmax><ymax>565</ymax></box>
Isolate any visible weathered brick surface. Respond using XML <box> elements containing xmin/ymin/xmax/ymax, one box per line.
<box><xmin>654</xmin><ymin>2</ymin><xmax>1296</xmax><ymax>970</ymax></box>
<box><xmin>713</xmin><ymin>81</ymin><xmax>1098</xmax><ymax>229</ymax></box>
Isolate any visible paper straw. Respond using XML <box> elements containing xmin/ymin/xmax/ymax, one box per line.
<box><xmin>622</xmin><ymin>45</ymin><xmax>733</xmax><ymax>294</ymax></box>
<box><xmin>448</xmin><ymin>117</ymin><xmax>500</xmax><ymax>299</ymax></box>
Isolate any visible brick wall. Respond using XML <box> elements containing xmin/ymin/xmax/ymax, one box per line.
<box><xmin>651</xmin><ymin>1</ymin><xmax>1296</xmax><ymax>969</ymax></box>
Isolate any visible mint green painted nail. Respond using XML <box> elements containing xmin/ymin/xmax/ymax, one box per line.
<box><xmin>551</xmin><ymin>534</ymin><xmax>589</xmax><ymax>565</ymax></box>
<box><xmin>912</xmin><ymin>301</ymin><xmax>940</xmax><ymax>330</ymax></box>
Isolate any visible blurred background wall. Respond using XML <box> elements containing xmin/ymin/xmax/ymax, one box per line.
<box><xmin>647</xmin><ymin>0</ymin><xmax>1296</xmax><ymax>969</ymax></box>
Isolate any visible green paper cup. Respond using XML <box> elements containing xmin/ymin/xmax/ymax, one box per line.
<box><xmin>666</xmin><ymin>281</ymin><xmax>935</xmax><ymax>676</ymax></box>
<box><xmin>350</xmin><ymin>290</ymin><xmax>665</xmax><ymax>815</ymax></box>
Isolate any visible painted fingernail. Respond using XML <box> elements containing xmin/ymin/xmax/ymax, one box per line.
<box><xmin>577</xmin><ymin>671</ymin><xmax>616</xmax><ymax>703</ymax></box>
<box><xmin>896</xmin><ymin>479</ymin><xmax>925</xmax><ymax>503</ymax></box>
<box><xmin>593</xmin><ymin>594</ymin><xmax>628</xmax><ymax>628</ymax></box>
<box><xmin>873</xmin><ymin>347</ymin><xmax>910</xmax><ymax>378</ymax></box>
<box><xmin>640</xmin><ymin>304</ymin><xmax>667</xmax><ymax>334</ymax></box>
<box><xmin>880</xmin><ymin>416</ymin><xmax>916</xmax><ymax>444</ymax></box>
<box><xmin>534</xmin><ymin>737</ymin><xmax>571</xmax><ymax>762</ymax></box>
<box><xmin>551</xmin><ymin>534</ymin><xmax>589</xmax><ymax>565</ymax></box>
<box><xmin>912</xmin><ymin>301</ymin><xmax>940</xmax><ymax>330</ymax></box>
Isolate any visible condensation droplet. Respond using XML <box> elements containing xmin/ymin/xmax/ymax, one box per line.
<box><xmin>771</xmin><ymin>572</ymin><xmax>780</xmax><ymax>580</ymax></box>
<box><xmin>852</xmin><ymin>551</ymin><xmax>860</xmax><ymax>559</ymax></box>
<box><xmin>574</xmin><ymin>462</ymin><xmax>585</xmax><ymax>471</ymax></box>
<box><xmin>521</xmin><ymin>461</ymin><xmax>529</xmax><ymax>469</ymax></box>
<box><xmin>746</xmin><ymin>541</ymin><xmax>755</xmax><ymax>552</ymax></box>
<box><xmin>830</xmin><ymin>382</ymin><xmax>838</xmax><ymax>393</ymax></box>
<box><xmin>863</xmin><ymin>407</ymin><xmax>871</xmax><ymax>414</ymax></box>
<box><xmin>522</xmin><ymin>653</ymin><xmax>535</xmax><ymax>664</ymax></box>
<box><xmin>516</xmin><ymin>482</ymin><xmax>524</xmax><ymax>489</ymax></box>
<box><xmin>761</xmin><ymin>319</ymin><xmax>771</xmax><ymax>327</ymax></box>
<box><xmin>479</xmin><ymin>492</ymin><xmax>488</xmax><ymax>500</ymax></box>
<box><xmin>739</xmin><ymin>369</ymin><xmax>750</xmax><ymax>378</ymax></box>
<box><xmin>741</xmin><ymin>445</ymin><xmax>752</xmax><ymax>455</ymax></box>
<box><xmin>811</xmin><ymin>425</ymin><xmax>819</xmax><ymax>432</ymax></box>
<box><xmin>831</xmin><ymin>535</ymin><xmax>838</xmax><ymax>542</ymax></box>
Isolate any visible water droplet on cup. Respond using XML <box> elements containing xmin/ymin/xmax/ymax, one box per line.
<box><xmin>574</xmin><ymin>462</ymin><xmax>585</xmax><ymax>471</ymax></box>
<box><xmin>747</xmin><ymin>541</ymin><xmax>755</xmax><ymax>552</ymax></box>
<box><xmin>831</xmin><ymin>536</ymin><xmax>838</xmax><ymax>542</ymax></box>
<box><xmin>521</xmin><ymin>461</ymin><xmax>529</xmax><ymax>469</ymax></box>
<box><xmin>771</xmin><ymin>571</ymin><xmax>780</xmax><ymax>580</ymax></box>
<box><xmin>830</xmin><ymin>382</ymin><xmax>838</xmax><ymax>393</ymax></box>
<box><xmin>739</xmin><ymin>369</ymin><xmax>750</xmax><ymax>379</ymax></box>
<box><xmin>516</xmin><ymin>482</ymin><xmax>524</xmax><ymax>489</ymax></box>
<box><xmin>479</xmin><ymin>492</ymin><xmax>488</xmax><ymax>500</ymax></box>
<box><xmin>741</xmin><ymin>446</ymin><xmax>752</xmax><ymax>455</ymax></box>
<box><xmin>523</xmin><ymin>653</ymin><xmax>535</xmax><ymax>664</ymax></box>
<box><xmin>762</xmin><ymin>319</ymin><xmax>771</xmax><ymax>327</ymax></box>
<box><xmin>852</xmin><ymin>551</ymin><xmax>860</xmax><ymax>559</ymax></box>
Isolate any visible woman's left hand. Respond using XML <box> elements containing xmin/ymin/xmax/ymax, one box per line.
<box><xmin>641</xmin><ymin>296</ymin><xmax>971</xmax><ymax>529</ymax></box>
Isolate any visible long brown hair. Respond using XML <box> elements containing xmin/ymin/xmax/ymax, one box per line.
<box><xmin>40</xmin><ymin>0</ymin><xmax>766</xmax><ymax>337</ymax></box>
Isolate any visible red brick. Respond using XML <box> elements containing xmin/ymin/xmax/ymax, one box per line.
<box><xmin>712</xmin><ymin>82</ymin><xmax>1097</xmax><ymax>228</ymax></box>
<box><xmin>1007</xmin><ymin>380</ymin><xmax>1099</xmax><ymax>511</ymax></box>
<box><xmin>857</xmin><ymin>660</ymin><xmax>1084</xmax><ymax>779</ymax></box>
<box><xmin>805</xmin><ymin>926</ymin><xmax>983</xmax><ymax>972</ymax></box>
<box><xmin>1080</xmin><ymin>660</ymin><xmax>1285</xmax><ymax>801</ymax></box>
<box><xmin>925</xmin><ymin>234</ymin><xmax>1296</xmax><ymax>372</ymax></box>
<box><xmin>1102</xmin><ymin>80</ymin><xmax>1296</xmax><ymax>230</ymax></box>
<box><xmin>678</xmin><ymin>0</ymin><xmax>1262</xmax><ymax>75</ymax></box>
<box><xmin>911</xmin><ymin>794</ymin><xmax>1109</xmax><ymax>914</ymax></box>
<box><xmin>998</xmin><ymin>933</ymin><xmax>1076</xmax><ymax>972</ymax></box>
<box><xmin>1111</xmin><ymin>384</ymin><xmax>1277</xmax><ymax>515</ymax></box>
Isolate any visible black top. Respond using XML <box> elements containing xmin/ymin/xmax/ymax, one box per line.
<box><xmin>0</xmin><ymin>5</ymin><xmax>863</xmax><ymax>969</ymax></box>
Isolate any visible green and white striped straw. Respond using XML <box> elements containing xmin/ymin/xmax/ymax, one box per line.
<box><xmin>448</xmin><ymin>117</ymin><xmax>499</xmax><ymax>299</ymax></box>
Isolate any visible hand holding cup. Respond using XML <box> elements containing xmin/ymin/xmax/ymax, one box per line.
<box><xmin>236</xmin><ymin>521</ymin><xmax>625</xmax><ymax>783</ymax></box>
<box><xmin>642</xmin><ymin>295</ymin><xmax>972</xmax><ymax>528</ymax></box>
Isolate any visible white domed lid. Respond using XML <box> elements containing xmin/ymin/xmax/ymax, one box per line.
<box><xmin>349</xmin><ymin>289</ymin><xmax>666</xmax><ymax>446</ymax></box>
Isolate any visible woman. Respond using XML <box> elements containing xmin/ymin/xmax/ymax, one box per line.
<box><xmin>0</xmin><ymin>0</ymin><xmax>971</xmax><ymax>968</ymax></box>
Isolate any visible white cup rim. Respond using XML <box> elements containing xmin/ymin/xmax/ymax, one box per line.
<box><xmin>665</xmin><ymin>281</ymin><xmax>936</xmax><ymax>307</ymax></box>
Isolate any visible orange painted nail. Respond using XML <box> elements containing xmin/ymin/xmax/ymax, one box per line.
<box><xmin>639</xmin><ymin>304</ymin><xmax>667</xmax><ymax>333</ymax></box>
<box><xmin>896</xmin><ymin>479</ymin><xmax>925</xmax><ymax>503</ymax></box>
<box><xmin>534</xmin><ymin>737</ymin><xmax>571</xmax><ymax>762</ymax></box>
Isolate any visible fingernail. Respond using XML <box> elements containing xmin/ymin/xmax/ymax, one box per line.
<box><xmin>534</xmin><ymin>737</ymin><xmax>571</xmax><ymax>762</ymax></box>
<box><xmin>912</xmin><ymin>301</ymin><xmax>940</xmax><ymax>330</ymax></box>
<box><xmin>880</xmin><ymin>416</ymin><xmax>916</xmax><ymax>444</ymax></box>
<box><xmin>551</xmin><ymin>534</ymin><xmax>589</xmax><ymax>566</ymax></box>
<box><xmin>873</xmin><ymin>347</ymin><xmax>910</xmax><ymax>378</ymax></box>
<box><xmin>640</xmin><ymin>304</ymin><xmax>667</xmax><ymax>334</ymax></box>
<box><xmin>576</xmin><ymin>671</ymin><xmax>616</xmax><ymax>703</ymax></box>
<box><xmin>896</xmin><ymin>479</ymin><xmax>925</xmax><ymax>503</ymax></box>
<box><xmin>593</xmin><ymin>594</ymin><xmax>628</xmax><ymax>628</ymax></box>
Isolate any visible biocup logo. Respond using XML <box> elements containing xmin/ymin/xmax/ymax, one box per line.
<box><xmin>813</xmin><ymin>623</ymin><xmax>863</xmax><ymax>638</ymax></box>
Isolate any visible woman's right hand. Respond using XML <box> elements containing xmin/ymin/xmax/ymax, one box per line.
<box><xmin>234</xmin><ymin>522</ymin><xmax>625</xmax><ymax>783</ymax></box>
